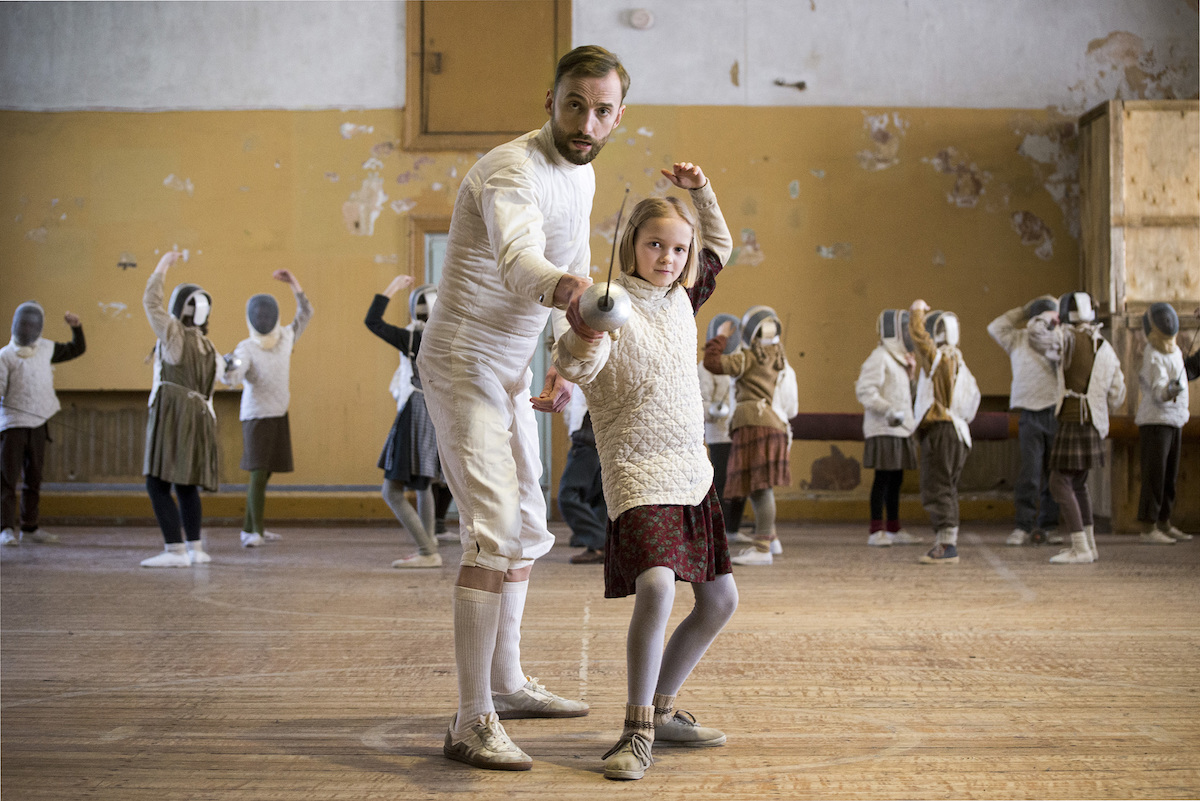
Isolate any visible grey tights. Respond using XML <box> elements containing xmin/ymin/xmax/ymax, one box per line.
<box><xmin>382</xmin><ymin>480</ymin><xmax>437</xmax><ymax>555</ymax></box>
<box><xmin>626</xmin><ymin>567</ymin><xmax>738</xmax><ymax>706</ymax></box>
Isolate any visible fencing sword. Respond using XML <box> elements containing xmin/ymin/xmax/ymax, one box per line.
<box><xmin>578</xmin><ymin>188</ymin><xmax>632</xmax><ymax>332</ymax></box>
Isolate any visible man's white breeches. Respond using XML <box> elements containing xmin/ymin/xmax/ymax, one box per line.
<box><xmin>418</xmin><ymin>321</ymin><xmax>555</xmax><ymax>573</ymax></box>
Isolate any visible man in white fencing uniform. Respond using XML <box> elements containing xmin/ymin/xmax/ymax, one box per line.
<box><xmin>416</xmin><ymin>45</ymin><xmax>627</xmax><ymax>771</ymax></box>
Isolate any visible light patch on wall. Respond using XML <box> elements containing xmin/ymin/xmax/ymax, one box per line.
<box><xmin>163</xmin><ymin>174</ymin><xmax>195</xmax><ymax>196</ymax></box>
<box><xmin>25</xmin><ymin>227</ymin><xmax>48</xmax><ymax>243</ymax></box>
<box><xmin>325</xmin><ymin>172</ymin><xmax>339</xmax><ymax>182</ymax></box>
<box><xmin>1011</xmin><ymin>211</ymin><xmax>1054</xmax><ymax>260</ymax></box>
<box><xmin>1014</xmin><ymin>114</ymin><xmax>1081</xmax><ymax>239</ymax></box>
<box><xmin>362</xmin><ymin>157</ymin><xmax>384</xmax><ymax>171</ymax></box>
<box><xmin>933</xmin><ymin>250</ymin><xmax>946</xmax><ymax>266</ymax></box>
<box><xmin>800</xmin><ymin>445</ymin><xmax>861</xmax><ymax>491</ymax></box>
<box><xmin>1063</xmin><ymin>31</ymin><xmax>1198</xmax><ymax>114</ymax></box>
<box><xmin>374</xmin><ymin>254</ymin><xmax>399</xmax><ymax>264</ymax></box>
<box><xmin>856</xmin><ymin>112</ymin><xmax>908</xmax><ymax>171</ymax></box>
<box><xmin>729</xmin><ymin>229</ymin><xmax>765</xmax><ymax>266</ymax></box>
<box><xmin>788</xmin><ymin>179</ymin><xmax>800</xmax><ymax>199</ymax></box>
<box><xmin>636</xmin><ymin>127</ymin><xmax>654</xmax><ymax>137</ymax></box>
<box><xmin>816</xmin><ymin>242</ymin><xmax>852</xmax><ymax>259</ymax></box>
<box><xmin>340</xmin><ymin>123</ymin><xmax>374</xmax><ymax>139</ymax></box>
<box><xmin>97</xmin><ymin>301</ymin><xmax>130</xmax><ymax>319</ymax></box>
<box><xmin>390</xmin><ymin>198</ymin><xmax>416</xmax><ymax>215</ymax></box>
<box><xmin>924</xmin><ymin>147</ymin><xmax>991</xmax><ymax>208</ymax></box>
<box><xmin>810</xmin><ymin>169</ymin><xmax>826</xmax><ymax>179</ymax></box>
<box><xmin>343</xmin><ymin>174</ymin><xmax>387</xmax><ymax>236</ymax></box>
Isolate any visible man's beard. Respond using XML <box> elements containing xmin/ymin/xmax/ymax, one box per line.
<box><xmin>551</xmin><ymin>118</ymin><xmax>607</xmax><ymax>165</ymax></box>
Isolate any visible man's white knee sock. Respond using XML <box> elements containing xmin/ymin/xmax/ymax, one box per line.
<box><xmin>454</xmin><ymin>585</ymin><xmax>502</xmax><ymax>730</ymax></box>
<box><xmin>491</xmin><ymin>579</ymin><xmax>529</xmax><ymax>695</ymax></box>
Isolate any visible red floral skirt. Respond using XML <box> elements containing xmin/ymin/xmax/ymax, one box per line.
<box><xmin>604</xmin><ymin>484</ymin><xmax>731</xmax><ymax>599</ymax></box>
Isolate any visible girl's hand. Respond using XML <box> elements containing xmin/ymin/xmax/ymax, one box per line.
<box><xmin>273</xmin><ymin>269</ymin><xmax>301</xmax><ymax>291</ymax></box>
<box><xmin>662</xmin><ymin>162</ymin><xmax>706</xmax><ymax>190</ymax></box>
<box><xmin>716</xmin><ymin>320</ymin><xmax>734</xmax><ymax>338</ymax></box>
<box><xmin>64</xmin><ymin>312</ymin><xmax>81</xmax><ymax>328</ymax></box>
<box><xmin>154</xmin><ymin>250</ymin><xmax>182</xmax><ymax>274</ymax></box>
<box><xmin>383</xmin><ymin>275</ymin><xmax>415</xmax><ymax>299</ymax></box>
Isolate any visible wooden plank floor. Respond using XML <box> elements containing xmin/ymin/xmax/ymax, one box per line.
<box><xmin>3</xmin><ymin>520</ymin><xmax>1199</xmax><ymax>800</ymax></box>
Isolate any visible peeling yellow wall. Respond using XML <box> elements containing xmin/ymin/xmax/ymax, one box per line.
<box><xmin>0</xmin><ymin>105</ymin><xmax>1081</xmax><ymax>491</ymax></box>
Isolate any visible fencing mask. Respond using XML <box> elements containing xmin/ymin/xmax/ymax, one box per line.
<box><xmin>169</xmin><ymin>283</ymin><xmax>213</xmax><ymax>327</ymax></box>
<box><xmin>246</xmin><ymin>294</ymin><xmax>280</xmax><ymax>335</ymax></box>
<box><xmin>925</xmin><ymin>310</ymin><xmax>960</xmax><ymax>347</ymax></box>
<box><xmin>706</xmin><ymin>313</ymin><xmax>741</xmax><ymax>355</ymax></box>
<box><xmin>409</xmin><ymin>284</ymin><xmax>438</xmax><ymax>326</ymax></box>
<box><xmin>1058</xmin><ymin>292</ymin><xmax>1096</xmax><ymax>325</ymax></box>
<box><xmin>11</xmin><ymin>301</ymin><xmax>44</xmax><ymax>347</ymax></box>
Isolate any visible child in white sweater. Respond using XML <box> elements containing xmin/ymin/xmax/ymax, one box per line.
<box><xmin>222</xmin><ymin>269</ymin><xmax>313</xmax><ymax>547</ymax></box>
<box><xmin>1135</xmin><ymin>302</ymin><xmax>1191</xmax><ymax>543</ymax></box>
<box><xmin>554</xmin><ymin>162</ymin><xmax>737</xmax><ymax>781</ymax></box>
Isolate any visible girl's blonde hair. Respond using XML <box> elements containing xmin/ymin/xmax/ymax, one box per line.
<box><xmin>618</xmin><ymin>196</ymin><xmax>700</xmax><ymax>289</ymax></box>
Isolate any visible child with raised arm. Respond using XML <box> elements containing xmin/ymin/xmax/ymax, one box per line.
<box><xmin>141</xmin><ymin>250</ymin><xmax>225</xmax><ymax>567</ymax></box>
<box><xmin>554</xmin><ymin>162</ymin><xmax>737</xmax><ymax>781</ymax></box>
<box><xmin>1</xmin><ymin>303</ymin><xmax>86</xmax><ymax>546</ymax></box>
<box><xmin>365</xmin><ymin>274</ymin><xmax>444</xmax><ymax>568</ymax></box>
<box><xmin>222</xmin><ymin>269</ymin><xmax>313</xmax><ymax>547</ymax></box>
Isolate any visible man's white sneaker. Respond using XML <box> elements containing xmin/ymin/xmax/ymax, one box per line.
<box><xmin>769</xmin><ymin>538</ymin><xmax>782</xmax><ymax>555</ymax></box>
<box><xmin>731</xmin><ymin>547</ymin><xmax>772</xmax><ymax>566</ymax></box>
<box><xmin>867</xmin><ymin>532</ymin><xmax>892</xmax><ymax>547</ymax></box>
<box><xmin>435</xmin><ymin>530</ymin><xmax>459</xmax><ymax>543</ymax></box>
<box><xmin>1163</xmin><ymin>524</ymin><xmax>1193</xmax><ymax>542</ymax></box>
<box><xmin>25</xmin><ymin>529</ymin><xmax>58</xmax><ymax>544</ymax></box>
<box><xmin>0</xmin><ymin>528</ymin><xmax>19</xmax><ymax>547</ymax></box>
<box><xmin>1140</xmin><ymin>529</ymin><xmax>1176</xmax><ymax>544</ymax></box>
<box><xmin>443</xmin><ymin>712</ymin><xmax>531</xmax><ymax>771</ymax></box>
<box><xmin>240</xmin><ymin>531</ymin><xmax>265</xmax><ymax>548</ymax></box>
<box><xmin>140</xmin><ymin>546</ymin><xmax>191</xmax><ymax>568</ymax></box>
<box><xmin>392</xmin><ymin>552</ymin><xmax>443</xmax><ymax>569</ymax></box>
<box><xmin>654</xmin><ymin>710</ymin><xmax>726</xmax><ymax>747</ymax></box>
<box><xmin>889</xmin><ymin>529</ymin><xmax>924</xmax><ymax>545</ymax></box>
<box><xmin>492</xmin><ymin>676</ymin><xmax>589</xmax><ymax>719</ymax></box>
<box><xmin>262</xmin><ymin>530</ymin><xmax>283</xmax><ymax>541</ymax></box>
<box><xmin>729</xmin><ymin>531</ymin><xmax>755</xmax><ymax>545</ymax></box>
<box><xmin>1006</xmin><ymin>528</ymin><xmax>1030</xmax><ymax>546</ymax></box>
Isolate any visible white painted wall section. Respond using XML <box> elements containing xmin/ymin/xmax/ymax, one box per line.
<box><xmin>0</xmin><ymin>1</ymin><xmax>405</xmax><ymax>110</ymax></box>
<box><xmin>580</xmin><ymin>0</ymin><xmax>1198</xmax><ymax>111</ymax></box>
<box><xmin>0</xmin><ymin>0</ymin><xmax>1194</xmax><ymax>111</ymax></box>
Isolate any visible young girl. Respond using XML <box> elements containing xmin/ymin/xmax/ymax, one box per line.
<box><xmin>1135</xmin><ymin>302</ymin><xmax>1190</xmax><ymax>543</ymax></box>
<box><xmin>222</xmin><ymin>269</ymin><xmax>313</xmax><ymax>547</ymax></box>
<box><xmin>365</xmin><ymin>274</ymin><xmax>443</xmax><ymax>568</ymax></box>
<box><xmin>554</xmin><ymin>162</ymin><xmax>737</xmax><ymax>781</ymax></box>
<box><xmin>909</xmin><ymin>300</ymin><xmax>980</xmax><ymax>565</ymax></box>
<box><xmin>1047</xmin><ymin>292</ymin><xmax>1125</xmax><ymax>563</ymax></box>
<box><xmin>855</xmin><ymin>309</ymin><xmax>922</xmax><ymax>547</ymax></box>
<box><xmin>141</xmin><ymin>250</ymin><xmax>225</xmax><ymax>567</ymax></box>
<box><xmin>703</xmin><ymin>305</ymin><xmax>790</xmax><ymax>565</ymax></box>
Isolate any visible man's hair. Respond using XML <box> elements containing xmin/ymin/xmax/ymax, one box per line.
<box><xmin>554</xmin><ymin>45</ymin><xmax>630</xmax><ymax>100</ymax></box>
